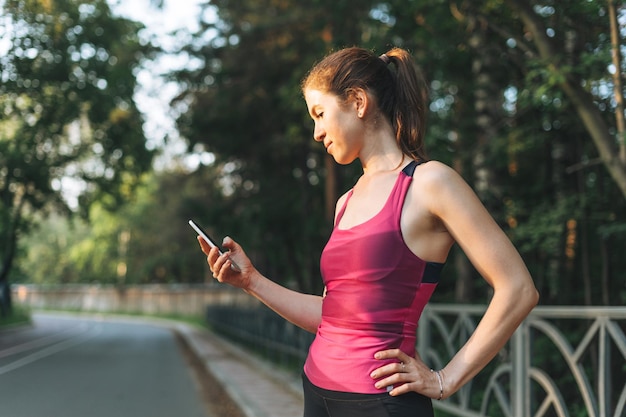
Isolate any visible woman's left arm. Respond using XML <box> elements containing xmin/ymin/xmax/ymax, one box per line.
<box><xmin>429</xmin><ymin>163</ymin><xmax>539</xmax><ymax>395</ymax></box>
<box><xmin>372</xmin><ymin>162</ymin><xmax>539</xmax><ymax>398</ymax></box>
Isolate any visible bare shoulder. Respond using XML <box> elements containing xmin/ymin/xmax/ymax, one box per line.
<box><xmin>415</xmin><ymin>160</ymin><xmax>461</xmax><ymax>182</ymax></box>
<box><xmin>411</xmin><ymin>160</ymin><xmax>484</xmax><ymax>218</ymax></box>
<box><xmin>412</xmin><ymin>160</ymin><xmax>467</xmax><ymax>196</ymax></box>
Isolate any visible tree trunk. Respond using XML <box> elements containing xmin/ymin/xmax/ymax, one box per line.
<box><xmin>464</xmin><ymin>12</ymin><xmax>505</xmax><ymax>301</ymax></box>
<box><xmin>453</xmin><ymin>249</ymin><xmax>474</xmax><ymax>302</ymax></box>
<box><xmin>608</xmin><ymin>0</ymin><xmax>626</xmax><ymax>163</ymax></box>
<box><xmin>505</xmin><ymin>0</ymin><xmax>626</xmax><ymax>199</ymax></box>
<box><xmin>600</xmin><ymin>235</ymin><xmax>611</xmax><ymax>305</ymax></box>
<box><xmin>0</xmin><ymin>236</ymin><xmax>16</xmax><ymax>318</ymax></box>
<box><xmin>0</xmin><ymin>195</ymin><xmax>23</xmax><ymax>318</ymax></box>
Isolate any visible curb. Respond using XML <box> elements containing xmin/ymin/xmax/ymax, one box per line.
<box><xmin>174</xmin><ymin>323</ymin><xmax>304</xmax><ymax>417</ymax></box>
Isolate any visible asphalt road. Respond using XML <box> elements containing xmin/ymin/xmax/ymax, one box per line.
<box><xmin>0</xmin><ymin>313</ymin><xmax>212</xmax><ymax>417</ymax></box>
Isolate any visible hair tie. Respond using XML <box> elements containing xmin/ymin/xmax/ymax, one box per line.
<box><xmin>379</xmin><ymin>53</ymin><xmax>390</xmax><ymax>65</ymax></box>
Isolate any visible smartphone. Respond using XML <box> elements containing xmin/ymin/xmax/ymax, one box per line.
<box><xmin>188</xmin><ymin>219</ymin><xmax>241</xmax><ymax>272</ymax></box>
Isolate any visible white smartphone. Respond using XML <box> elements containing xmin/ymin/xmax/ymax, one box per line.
<box><xmin>188</xmin><ymin>219</ymin><xmax>241</xmax><ymax>272</ymax></box>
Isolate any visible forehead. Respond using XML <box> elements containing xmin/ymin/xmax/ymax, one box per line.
<box><xmin>304</xmin><ymin>88</ymin><xmax>336</xmax><ymax>111</ymax></box>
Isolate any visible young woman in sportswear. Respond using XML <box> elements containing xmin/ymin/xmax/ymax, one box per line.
<box><xmin>197</xmin><ymin>46</ymin><xmax>539</xmax><ymax>417</ymax></box>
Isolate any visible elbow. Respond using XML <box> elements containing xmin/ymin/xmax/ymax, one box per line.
<box><xmin>531</xmin><ymin>285</ymin><xmax>540</xmax><ymax>305</ymax></box>
<box><xmin>499</xmin><ymin>276</ymin><xmax>539</xmax><ymax>315</ymax></box>
<box><xmin>528</xmin><ymin>287</ymin><xmax>540</xmax><ymax>311</ymax></box>
<box><xmin>503</xmin><ymin>282</ymin><xmax>539</xmax><ymax>327</ymax></box>
<box><xmin>525</xmin><ymin>275</ymin><xmax>540</xmax><ymax>305</ymax></box>
<box><xmin>519</xmin><ymin>280</ymin><xmax>540</xmax><ymax>314</ymax></box>
<box><xmin>531</xmin><ymin>286</ymin><xmax>540</xmax><ymax>308</ymax></box>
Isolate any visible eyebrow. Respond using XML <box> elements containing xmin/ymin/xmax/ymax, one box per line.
<box><xmin>309</xmin><ymin>104</ymin><xmax>322</xmax><ymax>117</ymax></box>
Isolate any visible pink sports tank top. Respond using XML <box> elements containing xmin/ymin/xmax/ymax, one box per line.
<box><xmin>303</xmin><ymin>161</ymin><xmax>444</xmax><ymax>393</ymax></box>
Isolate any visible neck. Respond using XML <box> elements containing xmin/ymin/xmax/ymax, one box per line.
<box><xmin>358</xmin><ymin>116</ymin><xmax>407</xmax><ymax>175</ymax></box>
<box><xmin>359</xmin><ymin>134</ymin><xmax>406</xmax><ymax>175</ymax></box>
<box><xmin>361</xmin><ymin>154</ymin><xmax>406</xmax><ymax>175</ymax></box>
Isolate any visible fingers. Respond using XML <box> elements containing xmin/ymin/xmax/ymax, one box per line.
<box><xmin>221</xmin><ymin>235</ymin><xmax>236</xmax><ymax>251</ymax></box>
<box><xmin>219</xmin><ymin>237</ymin><xmax>241</xmax><ymax>272</ymax></box>
<box><xmin>196</xmin><ymin>236</ymin><xmax>245</xmax><ymax>287</ymax></box>
<box><xmin>371</xmin><ymin>349</ymin><xmax>437</xmax><ymax>397</ymax></box>
<box><xmin>197</xmin><ymin>236</ymin><xmax>228</xmax><ymax>277</ymax></box>
<box><xmin>196</xmin><ymin>235</ymin><xmax>215</xmax><ymax>255</ymax></box>
<box><xmin>374</xmin><ymin>348</ymin><xmax>411</xmax><ymax>362</ymax></box>
<box><xmin>371</xmin><ymin>349</ymin><xmax>410</xmax><ymax>394</ymax></box>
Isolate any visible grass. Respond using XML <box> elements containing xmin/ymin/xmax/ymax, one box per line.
<box><xmin>0</xmin><ymin>305</ymin><xmax>32</xmax><ymax>329</ymax></box>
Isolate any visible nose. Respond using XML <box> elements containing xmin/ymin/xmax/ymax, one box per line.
<box><xmin>313</xmin><ymin>123</ymin><xmax>325</xmax><ymax>142</ymax></box>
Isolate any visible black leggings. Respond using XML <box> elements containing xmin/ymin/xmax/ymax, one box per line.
<box><xmin>302</xmin><ymin>373</ymin><xmax>434</xmax><ymax>417</ymax></box>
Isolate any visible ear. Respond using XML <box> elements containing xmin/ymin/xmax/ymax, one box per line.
<box><xmin>351</xmin><ymin>88</ymin><xmax>370</xmax><ymax>118</ymax></box>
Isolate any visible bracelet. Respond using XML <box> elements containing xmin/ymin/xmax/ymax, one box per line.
<box><xmin>430</xmin><ymin>369</ymin><xmax>444</xmax><ymax>400</ymax></box>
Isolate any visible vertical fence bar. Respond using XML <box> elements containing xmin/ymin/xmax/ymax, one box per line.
<box><xmin>599</xmin><ymin>317</ymin><xmax>609</xmax><ymax>417</ymax></box>
<box><xmin>511</xmin><ymin>321</ymin><xmax>529</xmax><ymax>417</ymax></box>
<box><xmin>418</xmin><ymin>308</ymin><xmax>431</xmax><ymax>362</ymax></box>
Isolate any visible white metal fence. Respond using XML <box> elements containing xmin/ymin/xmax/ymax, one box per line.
<box><xmin>419</xmin><ymin>305</ymin><xmax>626</xmax><ymax>417</ymax></box>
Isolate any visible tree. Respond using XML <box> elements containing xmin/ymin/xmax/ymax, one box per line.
<box><xmin>173</xmin><ymin>0</ymin><xmax>385</xmax><ymax>293</ymax></box>
<box><xmin>504</xmin><ymin>0</ymin><xmax>626</xmax><ymax>199</ymax></box>
<box><xmin>13</xmin><ymin>0</ymin><xmax>624</xmax><ymax>306</ymax></box>
<box><xmin>0</xmin><ymin>0</ymin><xmax>155</xmax><ymax>315</ymax></box>
<box><xmin>387</xmin><ymin>0</ymin><xmax>626</xmax><ymax>304</ymax></box>
<box><xmin>15</xmin><ymin>170</ymin><xmax>212</xmax><ymax>286</ymax></box>
<box><xmin>167</xmin><ymin>0</ymin><xmax>625</xmax><ymax>304</ymax></box>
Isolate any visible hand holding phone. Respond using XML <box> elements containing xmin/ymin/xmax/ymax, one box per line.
<box><xmin>188</xmin><ymin>220</ymin><xmax>241</xmax><ymax>272</ymax></box>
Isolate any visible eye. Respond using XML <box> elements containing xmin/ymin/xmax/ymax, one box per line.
<box><xmin>317</xmin><ymin>112</ymin><xmax>324</xmax><ymax>119</ymax></box>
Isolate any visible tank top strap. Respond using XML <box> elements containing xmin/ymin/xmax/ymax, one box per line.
<box><xmin>334</xmin><ymin>189</ymin><xmax>353</xmax><ymax>226</ymax></box>
<box><xmin>388</xmin><ymin>160</ymin><xmax>423</xmax><ymax>224</ymax></box>
<box><xmin>401</xmin><ymin>159</ymin><xmax>424</xmax><ymax>177</ymax></box>
<box><xmin>334</xmin><ymin>160</ymin><xmax>424</xmax><ymax>227</ymax></box>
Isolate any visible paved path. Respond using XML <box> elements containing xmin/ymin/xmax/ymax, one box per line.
<box><xmin>0</xmin><ymin>314</ymin><xmax>212</xmax><ymax>417</ymax></box>
<box><xmin>2</xmin><ymin>312</ymin><xmax>304</xmax><ymax>417</ymax></box>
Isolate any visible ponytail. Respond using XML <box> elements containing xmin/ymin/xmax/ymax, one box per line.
<box><xmin>383</xmin><ymin>48</ymin><xmax>429</xmax><ymax>162</ymax></box>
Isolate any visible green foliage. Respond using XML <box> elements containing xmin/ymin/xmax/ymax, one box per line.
<box><xmin>0</xmin><ymin>0</ymin><xmax>155</xmax><ymax>291</ymax></box>
<box><xmin>512</xmin><ymin>197</ymin><xmax>579</xmax><ymax>255</ymax></box>
<box><xmin>171</xmin><ymin>0</ymin><xmax>393</xmax><ymax>293</ymax></box>
<box><xmin>10</xmin><ymin>0</ymin><xmax>626</xmax><ymax>306</ymax></box>
<box><xmin>165</xmin><ymin>1</ymin><xmax>625</xmax><ymax>303</ymax></box>
<box><xmin>16</xmin><ymin>171</ymin><xmax>204</xmax><ymax>284</ymax></box>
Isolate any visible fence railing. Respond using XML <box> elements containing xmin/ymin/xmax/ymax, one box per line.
<box><xmin>207</xmin><ymin>303</ymin><xmax>626</xmax><ymax>417</ymax></box>
<box><xmin>12</xmin><ymin>284</ymin><xmax>626</xmax><ymax>417</ymax></box>
<box><xmin>205</xmin><ymin>305</ymin><xmax>314</xmax><ymax>370</ymax></box>
<box><xmin>419</xmin><ymin>305</ymin><xmax>626</xmax><ymax>417</ymax></box>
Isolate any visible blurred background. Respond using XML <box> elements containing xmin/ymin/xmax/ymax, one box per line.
<box><xmin>1</xmin><ymin>1</ymin><xmax>625</xmax><ymax>416</ymax></box>
<box><xmin>2</xmin><ymin>0</ymin><xmax>625</xmax><ymax>305</ymax></box>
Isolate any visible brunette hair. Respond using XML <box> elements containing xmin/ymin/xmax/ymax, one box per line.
<box><xmin>301</xmin><ymin>47</ymin><xmax>429</xmax><ymax>161</ymax></box>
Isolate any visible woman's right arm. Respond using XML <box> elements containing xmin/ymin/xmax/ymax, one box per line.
<box><xmin>198</xmin><ymin>236</ymin><xmax>323</xmax><ymax>334</ymax></box>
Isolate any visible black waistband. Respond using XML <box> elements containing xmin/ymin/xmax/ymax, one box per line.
<box><xmin>302</xmin><ymin>372</ymin><xmax>388</xmax><ymax>399</ymax></box>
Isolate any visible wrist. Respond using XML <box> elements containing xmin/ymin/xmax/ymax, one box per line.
<box><xmin>430</xmin><ymin>369</ymin><xmax>444</xmax><ymax>400</ymax></box>
<box><xmin>243</xmin><ymin>270</ymin><xmax>262</xmax><ymax>294</ymax></box>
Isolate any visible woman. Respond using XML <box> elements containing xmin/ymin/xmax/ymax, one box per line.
<box><xmin>197</xmin><ymin>46</ymin><xmax>539</xmax><ymax>417</ymax></box>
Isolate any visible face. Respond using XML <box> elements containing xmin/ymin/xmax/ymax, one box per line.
<box><xmin>304</xmin><ymin>88</ymin><xmax>364</xmax><ymax>165</ymax></box>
